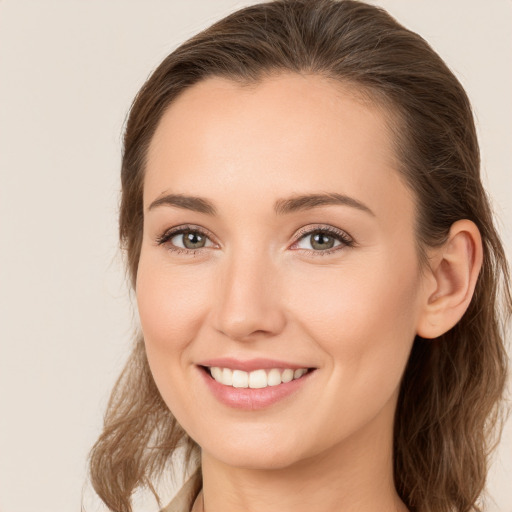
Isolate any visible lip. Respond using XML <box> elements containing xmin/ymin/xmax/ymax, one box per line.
<box><xmin>197</xmin><ymin>364</ymin><xmax>316</xmax><ymax>410</ymax></box>
<box><xmin>197</xmin><ymin>357</ymin><xmax>313</xmax><ymax>372</ymax></box>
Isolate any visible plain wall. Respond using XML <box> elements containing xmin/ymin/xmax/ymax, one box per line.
<box><xmin>0</xmin><ymin>1</ymin><xmax>510</xmax><ymax>511</ymax></box>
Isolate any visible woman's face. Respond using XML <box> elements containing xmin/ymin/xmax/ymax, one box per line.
<box><xmin>137</xmin><ymin>73</ymin><xmax>430</xmax><ymax>469</ymax></box>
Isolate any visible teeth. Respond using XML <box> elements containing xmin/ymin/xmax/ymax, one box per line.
<box><xmin>221</xmin><ymin>368</ymin><xmax>233</xmax><ymax>386</ymax></box>
<box><xmin>232</xmin><ymin>369</ymin><xmax>249</xmax><ymax>388</ymax></box>
<box><xmin>267</xmin><ymin>368</ymin><xmax>282</xmax><ymax>386</ymax></box>
<box><xmin>208</xmin><ymin>366</ymin><xmax>309</xmax><ymax>388</ymax></box>
<box><xmin>249</xmin><ymin>369</ymin><xmax>267</xmax><ymax>389</ymax></box>
<box><xmin>294</xmin><ymin>368</ymin><xmax>307</xmax><ymax>379</ymax></box>
<box><xmin>211</xmin><ymin>367</ymin><xmax>222</xmax><ymax>381</ymax></box>
<box><xmin>281</xmin><ymin>369</ymin><xmax>294</xmax><ymax>383</ymax></box>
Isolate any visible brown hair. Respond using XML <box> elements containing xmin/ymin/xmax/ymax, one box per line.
<box><xmin>88</xmin><ymin>1</ymin><xmax>511</xmax><ymax>511</ymax></box>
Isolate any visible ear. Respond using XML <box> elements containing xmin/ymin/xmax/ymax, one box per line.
<box><xmin>416</xmin><ymin>219</ymin><xmax>483</xmax><ymax>339</ymax></box>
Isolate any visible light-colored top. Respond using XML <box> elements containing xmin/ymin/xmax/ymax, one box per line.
<box><xmin>160</xmin><ymin>473</ymin><xmax>200</xmax><ymax>512</ymax></box>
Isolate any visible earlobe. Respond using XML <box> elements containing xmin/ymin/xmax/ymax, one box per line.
<box><xmin>416</xmin><ymin>220</ymin><xmax>483</xmax><ymax>339</ymax></box>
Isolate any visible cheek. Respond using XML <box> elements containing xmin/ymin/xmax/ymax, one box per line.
<box><xmin>289</xmin><ymin>251</ymin><xmax>421</xmax><ymax>393</ymax></box>
<box><xmin>135</xmin><ymin>255</ymin><xmax>216</xmax><ymax>425</ymax></box>
<box><xmin>135</xmin><ymin>254</ymin><xmax>213</xmax><ymax>375</ymax></box>
<box><xmin>137</xmin><ymin>257</ymin><xmax>201</xmax><ymax>339</ymax></box>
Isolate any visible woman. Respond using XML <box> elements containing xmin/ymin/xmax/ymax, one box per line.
<box><xmin>88</xmin><ymin>1</ymin><xmax>511</xmax><ymax>511</ymax></box>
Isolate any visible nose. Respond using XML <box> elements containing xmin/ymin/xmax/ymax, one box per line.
<box><xmin>212</xmin><ymin>248</ymin><xmax>286</xmax><ymax>342</ymax></box>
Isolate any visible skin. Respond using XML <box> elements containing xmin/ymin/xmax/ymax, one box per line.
<box><xmin>136</xmin><ymin>73</ymin><xmax>482</xmax><ymax>512</ymax></box>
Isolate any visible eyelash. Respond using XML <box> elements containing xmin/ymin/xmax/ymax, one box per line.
<box><xmin>155</xmin><ymin>224</ymin><xmax>354</xmax><ymax>257</ymax></box>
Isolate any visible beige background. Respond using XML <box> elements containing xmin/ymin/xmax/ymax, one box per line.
<box><xmin>0</xmin><ymin>1</ymin><xmax>510</xmax><ymax>511</ymax></box>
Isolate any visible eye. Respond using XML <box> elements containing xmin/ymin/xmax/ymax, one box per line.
<box><xmin>156</xmin><ymin>225</ymin><xmax>216</xmax><ymax>255</ymax></box>
<box><xmin>155</xmin><ymin>223</ymin><xmax>354</xmax><ymax>257</ymax></box>
<box><xmin>291</xmin><ymin>225</ymin><xmax>354</xmax><ymax>256</ymax></box>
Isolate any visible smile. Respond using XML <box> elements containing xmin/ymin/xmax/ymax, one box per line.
<box><xmin>207</xmin><ymin>367</ymin><xmax>309</xmax><ymax>388</ymax></box>
<box><xmin>196</xmin><ymin>358</ymin><xmax>317</xmax><ymax>410</ymax></box>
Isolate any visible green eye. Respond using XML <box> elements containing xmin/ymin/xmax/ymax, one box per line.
<box><xmin>292</xmin><ymin>226</ymin><xmax>354</xmax><ymax>256</ymax></box>
<box><xmin>156</xmin><ymin>225</ymin><xmax>215</xmax><ymax>255</ymax></box>
<box><xmin>156</xmin><ymin>224</ymin><xmax>354</xmax><ymax>257</ymax></box>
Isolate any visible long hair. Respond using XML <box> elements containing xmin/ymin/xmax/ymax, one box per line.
<box><xmin>88</xmin><ymin>1</ymin><xmax>511</xmax><ymax>511</ymax></box>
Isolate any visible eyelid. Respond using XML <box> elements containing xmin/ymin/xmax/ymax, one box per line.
<box><xmin>155</xmin><ymin>223</ymin><xmax>354</xmax><ymax>256</ymax></box>
<box><xmin>155</xmin><ymin>224</ymin><xmax>218</xmax><ymax>249</ymax></box>
<box><xmin>290</xmin><ymin>224</ymin><xmax>354</xmax><ymax>255</ymax></box>
<box><xmin>293</xmin><ymin>224</ymin><xmax>352</xmax><ymax>242</ymax></box>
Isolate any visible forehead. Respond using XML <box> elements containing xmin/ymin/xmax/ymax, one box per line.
<box><xmin>144</xmin><ymin>73</ymin><xmax>412</xmax><ymax>223</ymax></box>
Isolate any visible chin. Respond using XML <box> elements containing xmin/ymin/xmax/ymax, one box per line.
<box><xmin>197</xmin><ymin>426</ymin><xmax>314</xmax><ymax>470</ymax></box>
<box><xmin>209</xmin><ymin>447</ymin><xmax>303</xmax><ymax>471</ymax></box>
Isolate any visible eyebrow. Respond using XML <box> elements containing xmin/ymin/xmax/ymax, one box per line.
<box><xmin>147</xmin><ymin>192</ymin><xmax>375</xmax><ymax>217</ymax></box>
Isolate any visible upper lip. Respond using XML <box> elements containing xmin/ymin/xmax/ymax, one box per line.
<box><xmin>197</xmin><ymin>357</ymin><xmax>314</xmax><ymax>372</ymax></box>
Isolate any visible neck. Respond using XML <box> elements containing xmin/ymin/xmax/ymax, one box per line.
<box><xmin>197</xmin><ymin>396</ymin><xmax>408</xmax><ymax>512</ymax></box>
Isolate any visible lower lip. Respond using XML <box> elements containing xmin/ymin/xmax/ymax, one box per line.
<box><xmin>198</xmin><ymin>367</ymin><xmax>315</xmax><ymax>410</ymax></box>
